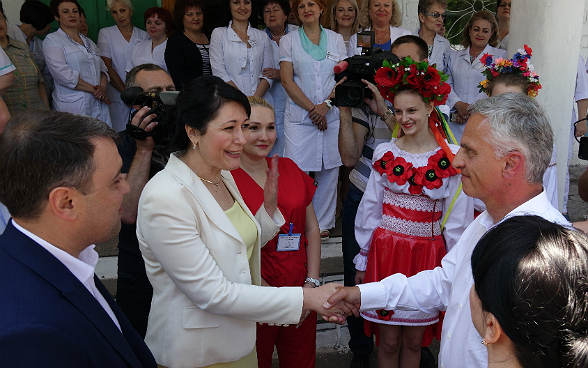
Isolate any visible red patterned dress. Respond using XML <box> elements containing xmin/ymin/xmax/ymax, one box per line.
<box><xmin>353</xmin><ymin>139</ymin><xmax>473</xmax><ymax>345</ymax></box>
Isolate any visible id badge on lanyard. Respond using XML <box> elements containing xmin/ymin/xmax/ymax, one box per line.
<box><xmin>277</xmin><ymin>223</ymin><xmax>301</xmax><ymax>251</ymax></box>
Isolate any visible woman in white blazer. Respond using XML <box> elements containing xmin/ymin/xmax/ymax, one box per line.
<box><xmin>209</xmin><ymin>0</ymin><xmax>273</xmax><ymax>100</ymax></box>
<box><xmin>348</xmin><ymin>0</ymin><xmax>410</xmax><ymax>55</ymax></box>
<box><xmin>137</xmin><ymin>76</ymin><xmax>350</xmax><ymax>368</ymax></box>
<box><xmin>414</xmin><ymin>0</ymin><xmax>451</xmax><ymax>73</ymax></box>
<box><xmin>445</xmin><ymin>10</ymin><xmax>505</xmax><ymax>142</ymax></box>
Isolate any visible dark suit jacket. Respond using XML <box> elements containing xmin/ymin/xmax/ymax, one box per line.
<box><xmin>0</xmin><ymin>221</ymin><xmax>157</xmax><ymax>368</ymax></box>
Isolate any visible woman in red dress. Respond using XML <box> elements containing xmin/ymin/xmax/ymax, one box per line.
<box><xmin>353</xmin><ymin>58</ymin><xmax>474</xmax><ymax>368</ymax></box>
<box><xmin>232</xmin><ymin>96</ymin><xmax>321</xmax><ymax>368</ymax></box>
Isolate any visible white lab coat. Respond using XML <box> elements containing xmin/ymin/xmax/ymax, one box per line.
<box><xmin>279</xmin><ymin>28</ymin><xmax>346</xmax><ymax>171</ymax></box>
<box><xmin>98</xmin><ymin>26</ymin><xmax>149</xmax><ymax>131</ymax></box>
<box><xmin>348</xmin><ymin>25</ymin><xmax>411</xmax><ymax>56</ymax></box>
<box><xmin>210</xmin><ymin>22</ymin><xmax>273</xmax><ymax>96</ymax></box>
<box><xmin>413</xmin><ymin>29</ymin><xmax>451</xmax><ymax>73</ymax></box>
<box><xmin>43</xmin><ymin>28</ymin><xmax>111</xmax><ymax>126</ymax></box>
<box><xmin>126</xmin><ymin>38</ymin><xmax>168</xmax><ymax>73</ymax></box>
<box><xmin>445</xmin><ymin>44</ymin><xmax>505</xmax><ymax>142</ymax></box>
<box><xmin>446</xmin><ymin>44</ymin><xmax>506</xmax><ymax>109</ymax></box>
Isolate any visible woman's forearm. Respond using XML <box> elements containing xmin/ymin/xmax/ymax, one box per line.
<box><xmin>304</xmin><ymin>203</ymin><xmax>321</xmax><ymax>280</ymax></box>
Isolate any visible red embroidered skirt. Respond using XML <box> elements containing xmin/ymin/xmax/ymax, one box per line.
<box><xmin>361</xmin><ymin>189</ymin><xmax>446</xmax><ymax>346</ymax></box>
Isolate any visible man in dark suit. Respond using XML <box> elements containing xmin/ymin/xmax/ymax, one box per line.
<box><xmin>0</xmin><ymin>110</ymin><xmax>157</xmax><ymax>368</ymax></box>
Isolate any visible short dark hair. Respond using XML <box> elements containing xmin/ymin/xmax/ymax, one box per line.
<box><xmin>144</xmin><ymin>6</ymin><xmax>173</xmax><ymax>33</ymax></box>
<box><xmin>20</xmin><ymin>0</ymin><xmax>54</xmax><ymax>31</ymax></box>
<box><xmin>173</xmin><ymin>0</ymin><xmax>205</xmax><ymax>32</ymax></box>
<box><xmin>0</xmin><ymin>110</ymin><xmax>119</xmax><ymax>220</ymax></box>
<box><xmin>49</xmin><ymin>0</ymin><xmax>81</xmax><ymax>18</ymax></box>
<box><xmin>417</xmin><ymin>0</ymin><xmax>447</xmax><ymax>16</ymax></box>
<box><xmin>125</xmin><ymin>63</ymin><xmax>168</xmax><ymax>88</ymax></box>
<box><xmin>391</xmin><ymin>35</ymin><xmax>429</xmax><ymax>62</ymax></box>
<box><xmin>472</xmin><ymin>216</ymin><xmax>588</xmax><ymax>368</ymax></box>
<box><xmin>258</xmin><ymin>0</ymin><xmax>291</xmax><ymax>21</ymax></box>
<box><xmin>167</xmin><ymin>76</ymin><xmax>251</xmax><ymax>152</ymax></box>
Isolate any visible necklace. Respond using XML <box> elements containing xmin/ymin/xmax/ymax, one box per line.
<box><xmin>269</xmin><ymin>28</ymin><xmax>286</xmax><ymax>39</ymax></box>
<box><xmin>198</xmin><ymin>176</ymin><xmax>221</xmax><ymax>186</ymax></box>
<box><xmin>375</xmin><ymin>27</ymin><xmax>390</xmax><ymax>44</ymax></box>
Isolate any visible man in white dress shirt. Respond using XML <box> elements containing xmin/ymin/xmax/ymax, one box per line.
<box><xmin>327</xmin><ymin>93</ymin><xmax>569</xmax><ymax>368</ymax></box>
<box><xmin>0</xmin><ymin>110</ymin><xmax>157</xmax><ymax>367</ymax></box>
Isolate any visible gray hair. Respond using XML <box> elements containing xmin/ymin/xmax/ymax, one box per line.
<box><xmin>106</xmin><ymin>0</ymin><xmax>134</xmax><ymax>12</ymax></box>
<box><xmin>468</xmin><ymin>93</ymin><xmax>553</xmax><ymax>184</ymax></box>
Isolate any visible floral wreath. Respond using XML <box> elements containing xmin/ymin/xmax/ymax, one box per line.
<box><xmin>478</xmin><ymin>45</ymin><xmax>541</xmax><ymax>97</ymax></box>
<box><xmin>374</xmin><ymin>56</ymin><xmax>451</xmax><ymax>106</ymax></box>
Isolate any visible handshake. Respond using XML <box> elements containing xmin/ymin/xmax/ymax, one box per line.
<box><xmin>301</xmin><ymin>284</ymin><xmax>363</xmax><ymax>324</ymax></box>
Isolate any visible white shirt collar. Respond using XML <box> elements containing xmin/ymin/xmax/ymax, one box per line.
<box><xmin>11</xmin><ymin>220</ymin><xmax>98</xmax><ymax>285</ymax></box>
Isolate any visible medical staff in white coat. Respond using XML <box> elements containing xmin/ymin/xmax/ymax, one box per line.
<box><xmin>348</xmin><ymin>0</ymin><xmax>410</xmax><ymax>55</ymax></box>
<box><xmin>414</xmin><ymin>0</ymin><xmax>451</xmax><ymax>73</ymax></box>
<box><xmin>44</xmin><ymin>0</ymin><xmax>111</xmax><ymax>126</ymax></box>
<box><xmin>209</xmin><ymin>0</ymin><xmax>273</xmax><ymax>101</ymax></box>
<box><xmin>98</xmin><ymin>0</ymin><xmax>149</xmax><ymax>132</ymax></box>
<box><xmin>259</xmin><ymin>0</ymin><xmax>298</xmax><ymax>157</ymax></box>
<box><xmin>125</xmin><ymin>7</ymin><xmax>172</xmax><ymax>73</ymax></box>
<box><xmin>445</xmin><ymin>10</ymin><xmax>505</xmax><ymax>143</ymax></box>
<box><xmin>280</xmin><ymin>0</ymin><xmax>346</xmax><ymax>239</ymax></box>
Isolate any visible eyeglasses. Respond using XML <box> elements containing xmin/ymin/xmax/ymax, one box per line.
<box><xmin>498</xmin><ymin>2</ymin><xmax>511</xmax><ymax>7</ymax></box>
<box><xmin>425</xmin><ymin>12</ymin><xmax>446</xmax><ymax>20</ymax></box>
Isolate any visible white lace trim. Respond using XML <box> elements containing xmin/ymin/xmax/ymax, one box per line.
<box><xmin>380</xmin><ymin>214</ymin><xmax>442</xmax><ymax>237</ymax></box>
<box><xmin>383</xmin><ymin>190</ymin><xmax>438</xmax><ymax>212</ymax></box>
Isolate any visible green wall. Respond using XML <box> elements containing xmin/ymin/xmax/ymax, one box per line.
<box><xmin>40</xmin><ymin>0</ymin><xmax>158</xmax><ymax>42</ymax></box>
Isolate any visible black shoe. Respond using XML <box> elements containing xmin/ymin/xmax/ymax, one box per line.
<box><xmin>420</xmin><ymin>347</ymin><xmax>436</xmax><ymax>368</ymax></box>
<box><xmin>350</xmin><ymin>354</ymin><xmax>370</xmax><ymax>368</ymax></box>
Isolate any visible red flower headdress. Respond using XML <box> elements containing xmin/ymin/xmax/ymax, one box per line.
<box><xmin>375</xmin><ymin>57</ymin><xmax>451</xmax><ymax>106</ymax></box>
<box><xmin>375</xmin><ymin>57</ymin><xmax>458</xmax><ymax>170</ymax></box>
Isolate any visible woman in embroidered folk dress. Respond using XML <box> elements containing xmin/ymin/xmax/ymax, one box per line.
<box><xmin>353</xmin><ymin>58</ymin><xmax>474</xmax><ymax>368</ymax></box>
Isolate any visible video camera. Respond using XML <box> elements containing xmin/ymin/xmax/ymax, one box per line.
<box><xmin>333</xmin><ymin>31</ymin><xmax>399</xmax><ymax>108</ymax></box>
<box><xmin>121</xmin><ymin>87</ymin><xmax>179</xmax><ymax>145</ymax></box>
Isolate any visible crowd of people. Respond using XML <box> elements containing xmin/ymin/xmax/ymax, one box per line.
<box><xmin>1</xmin><ymin>0</ymin><xmax>588</xmax><ymax>368</ymax></box>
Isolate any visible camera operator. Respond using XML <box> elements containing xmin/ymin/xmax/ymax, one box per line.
<box><xmin>337</xmin><ymin>35</ymin><xmax>431</xmax><ymax>368</ymax></box>
<box><xmin>116</xmin><ymin>63</ymin><xmax>175</xmax><ymax>338</ymax></box>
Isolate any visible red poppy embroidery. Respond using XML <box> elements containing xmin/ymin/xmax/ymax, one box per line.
<box><xmin>407</xmin><ymin>173</ymin><xmax>424</xmax><ymax>195</ymax></box>
<box><xmin>376</xmin><ymin>309</ymin><xmax>394</xmax><ymax>321</ymax></box>
<box><xmin>428</xmin><ymin>149</ymin><xmax>457</xmax><ymax>178</ymax></box>
<box><xmin>373</xmin><ymin>151</ymin><xmax>415</xmax><ymax>185</ymax></box>
<box><xmin>414</xmin><ymin>166</ymin><xmax>443</xmax><ymax>190</ymax></box>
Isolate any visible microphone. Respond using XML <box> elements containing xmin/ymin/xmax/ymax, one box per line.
<box><xmin>333</xmin><ymin>60</ymin><xmax>349</xmax><ymax>74</ymax></box>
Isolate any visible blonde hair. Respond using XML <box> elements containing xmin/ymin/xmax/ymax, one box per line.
<box><xmin>247</xmin><ymin>96</ymin><xmax>275</xmax><ymax>112</ymax></box>
<box><xmin>359</xmin><ymin>0</ymin><xmax>402</xmax><ymax>29</ymax></box>
<box><xmin>461</xmin><ymin>10</ymin><xmax>499</xmax><ymax>48</ymax></box>
<box><xmin>330</xmin><ymin>0</ymin><xmax>360</xmax><ymax>34</ymax></box>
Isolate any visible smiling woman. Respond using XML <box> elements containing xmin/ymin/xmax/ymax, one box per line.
<box><xmin>125</xmin><ymin>7</ymin><xmax>171</xmax><ymax>73</ymax></box>
<box><xmin>444</xmin><ymin>10</ymin><xmax>505</xmax><ymax>143</ymax></box>
<box><xmin>136</xmin><ymin>76</ymin><xmax>352</xmax><ymax>368</ymax></box>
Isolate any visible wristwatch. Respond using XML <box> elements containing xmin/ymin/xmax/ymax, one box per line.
<box><xmin>324</xmin><ymin>99</ymin><xmax>334</xmax><ymax>109</ymax></box>
<box><xmin>380</xmin><ymin>108</ymin><xmax>393</xmax><ymax>121</ymax></box>
<box><xmin>304</xmin><ymin>277</ymin><xmax>320</xmax><ymax>287</ymax></box>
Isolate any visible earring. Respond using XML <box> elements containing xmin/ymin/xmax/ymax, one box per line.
<box><xmin>192</xmin><ymin>142</ymin><xmax>197</xmax><ymax>149</ymax></box>
<box><xmin>481</xmin><ymin>339</ymin><xmax>490</xmax><ymax>346</ymax></box>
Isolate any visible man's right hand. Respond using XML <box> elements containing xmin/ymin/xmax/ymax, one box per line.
<box><xmin>324</xmin><ymin>286</ymin><xmax>361</xmax><ymax>311</ymax></box>
<box><xmin>131</xmin><ymin>106</ymin><xmax>158</xmax><ymax>151</ymax></box>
